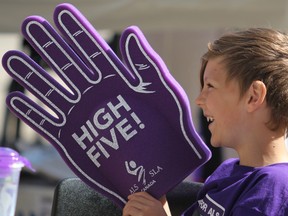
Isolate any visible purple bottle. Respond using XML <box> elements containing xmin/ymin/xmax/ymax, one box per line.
<box><xmin>0</xmin><ymin>147</ymin><xmax>34</xmax><ymax>216</ymax></box>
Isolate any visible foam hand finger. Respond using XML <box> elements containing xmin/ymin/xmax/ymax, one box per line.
<box><xmin>22</xmin><ymin>15</ymin><xmax>96</xmax><ymax>92</ymax></box>
<box><xmin>121</xmin><ymin>26</ymin><xmax>206</xmax><ymax>158</ymax></box>
<box><xmin>6</xmin><ymin>91</ymin><xmax>61</xmax><ymax>138</ymax></box>
<box><xmin>120</xmin><ymin>26</ymin><xmax>171</xmax><ymax>93</ymax></box>
<box><xmin>3</xmin><ymin>51</ymin><xmax>74</xmax><ymax>113</ymax></box>
<box><xmin>54</xmin><ymin>3</ymin><xmax>135</xmax><ymax>86</ymax></box>
<box><xmin>2</xmin><ymin>50</ymin><xmax>71</xmax><ymax>143</ymax></box>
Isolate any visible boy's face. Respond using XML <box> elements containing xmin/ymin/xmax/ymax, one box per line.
<box><xmin>196</xmin><ymin>57</ymin><xmax>246</xmax><ymax>148</ymax></box>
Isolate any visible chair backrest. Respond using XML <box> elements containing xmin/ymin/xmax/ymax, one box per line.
<box><xmin>51</xmin><ymin>178</ymin><xmax>203</xmax><ymax>216</ymax></box>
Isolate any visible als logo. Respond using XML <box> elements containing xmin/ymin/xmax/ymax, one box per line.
<box><xmin>125</xmin><ymin>160</ymin><xmax>146</xmax><ymax>185</ymax></box>
<box><xmin>125</xmin><ymin>159</ymin><xmax>163</xmax><ymax>194</ymax></box>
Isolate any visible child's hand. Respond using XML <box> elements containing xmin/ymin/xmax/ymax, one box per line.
<box><xmin>123</xmin><ymin>192</ymin><xmax>169</xmax><ymax>216</ymax></box>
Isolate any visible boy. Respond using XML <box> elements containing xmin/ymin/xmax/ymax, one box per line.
<box><xmin>123</xmin><ymin>28</ymin><xmax>288</xmax><ymax>216</ymax></box>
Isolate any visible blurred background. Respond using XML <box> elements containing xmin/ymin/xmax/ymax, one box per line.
<box><xmin>1</xmin><ymin>0</ymin><xmax>288</xmax><ymax>215</ymax></box>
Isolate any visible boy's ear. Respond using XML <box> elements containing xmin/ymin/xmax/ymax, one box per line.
<box><xmin>246</xmin><ymin>80</ymin><xmax>267</xmax><ymax>112</ymax></box>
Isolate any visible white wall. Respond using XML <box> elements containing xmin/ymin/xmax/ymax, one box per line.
<box><xmin>0</xmin><ymin>34</ymin><xmax>21</xmax><ymax>143</ymax></box>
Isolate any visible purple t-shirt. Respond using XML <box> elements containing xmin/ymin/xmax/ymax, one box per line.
<box><xmin>182</xmin><ymin>158</ymin><xmax>288</xmax><ymax>216</ymax></box>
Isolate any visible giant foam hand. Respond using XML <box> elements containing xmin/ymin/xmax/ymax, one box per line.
<box><xmin>2</xmin><ymin>3</ymin><xmax>211</xmax><ymax>207</ymax></box>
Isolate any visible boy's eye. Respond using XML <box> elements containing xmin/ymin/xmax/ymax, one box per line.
<box><xmin>207</xmin><ymin>83</ymin><xmax>214</xmax><ymax>88</ymax></box>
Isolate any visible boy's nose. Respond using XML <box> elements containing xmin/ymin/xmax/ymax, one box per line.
<box><xmin>195</xmin><ymin>92</ymin><xmax>205</xmax><ymax>108</ymax></box>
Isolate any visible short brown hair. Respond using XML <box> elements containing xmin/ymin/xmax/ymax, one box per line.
<box><xmin>200</xmin><ymin>28</ymin><xmax>288</xmax><ymax>136</ymax></box>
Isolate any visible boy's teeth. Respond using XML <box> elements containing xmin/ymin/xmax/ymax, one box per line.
<box><xmin>207</xmin><ymin>117</ymin><xmax>214</xmax><ymax>122</ymax></box>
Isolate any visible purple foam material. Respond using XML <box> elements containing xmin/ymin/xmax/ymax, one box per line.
<box><xmin>1</xmin><ymin>3</ymin><xmax>211</xmax><ymax>208</ymax></box>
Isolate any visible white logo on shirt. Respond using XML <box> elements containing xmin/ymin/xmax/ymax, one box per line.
<box><xmin>198</xmin><ymin>194</ymin><xmax>225</xmax><ymax>216</ymax></box>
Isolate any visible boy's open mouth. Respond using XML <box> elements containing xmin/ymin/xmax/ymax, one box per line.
<box><xmin>206</xmin><ymin>117</ymin><xmax>214</xmax><ymax>124</ymax></box>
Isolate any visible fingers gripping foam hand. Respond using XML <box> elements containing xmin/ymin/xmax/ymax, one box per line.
<box><xmin>2</xmin><ymin>3</ymin><xmax>211</xmax><ymax>208</ymax></box>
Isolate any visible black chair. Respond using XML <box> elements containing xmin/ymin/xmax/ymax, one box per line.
<box><xmin>51</xmin><ymin>178</ymin><xmax>203</xmax><ymax>216</ymax></box>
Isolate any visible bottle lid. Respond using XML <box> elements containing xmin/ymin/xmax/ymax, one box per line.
<box><xmin>0</xmin><ymin>147</ymin><xmax>34</xmax><ymax>171</ymax></box>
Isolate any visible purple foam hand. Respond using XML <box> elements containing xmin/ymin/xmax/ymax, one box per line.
<box><xmin>2</xmin><ymin>3</ymin><xmax>211</xmax><ymax>207</ymax></box>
